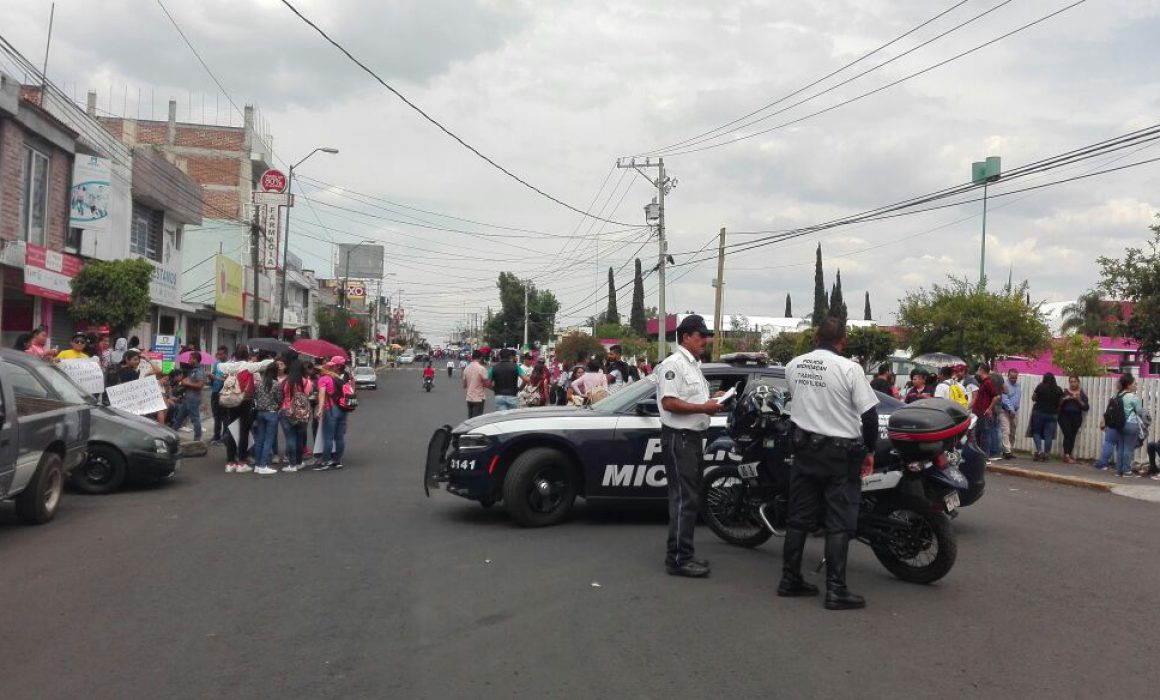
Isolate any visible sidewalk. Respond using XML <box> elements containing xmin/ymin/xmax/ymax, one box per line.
<box><xmin>986</xmin><ymin>452</ymin><xmax>1160</xmax><ymax>501</ymax></box>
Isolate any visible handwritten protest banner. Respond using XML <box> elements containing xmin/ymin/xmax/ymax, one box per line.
<box><xmin>59</xmin><ymin>358</ymin><xmax>105</xmax><ymax>394</ymax></box>
<box><xmin>105</xmin><ymin>376</ymin><xmax>166</xmax><ymax>415</ymax></box>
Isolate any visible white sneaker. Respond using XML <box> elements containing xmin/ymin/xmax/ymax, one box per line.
<box><xmin>225</xmin><ymin>463</ymin><xmax>237</xmax><ymax>473</ymax></box>
<box><xmin>282</xmin><ymin>465</ymin><xmax>300</xmax><ymax>473</ymax></box>
<box><xmin>235</xmin><ymin>464</ymin><xmax>254</xmax><ymax>473</ymax></box>
<box><xmin>179</xmin><ymin>426</ymin><xmax>193</xmax><ymax>433</ymax></box>
<box><xmin>255</xmin><ymin>466</ymin><xmax>277</xmax><ymax>475</ymax></box>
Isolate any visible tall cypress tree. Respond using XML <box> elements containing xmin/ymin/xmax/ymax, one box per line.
<box><xmin>784</xmin><ymin>293</ymin><xmax>792</xmax><ymax>317</ymax></box>
<box><xmin>629</xmin><ymin>258</ymin><xmax>646</xmax><ymax>335</ymax></box>
<box><xmin>605</xmin><ymin>267</ymin><xmax>620</xmax><ymax>325</ymax></box>
<box><xmin>864</xmin><ymin>291</ymin><xmax>872</xmax><ymax>321</ymax></box>
<box><xmin>829</xmin><ymin>269</ymin><xmax>847</xmax><ymax>323</ymax></box>
<box><xmin>811</xmin><ymin>244</ymin><xmax>828</xmax><ymax>326</ymax></box>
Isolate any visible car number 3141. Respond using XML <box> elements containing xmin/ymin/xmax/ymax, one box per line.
<box><xmin>450</xmin><ymin>459</ymin><xmax>477</xmax><ymax>471</ymax></box>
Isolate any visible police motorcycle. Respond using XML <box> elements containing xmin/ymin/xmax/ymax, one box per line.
<box><xmin>702</xmin><ymin>382</ymin><xmax>970</xmax><ymax>584</ymax></box>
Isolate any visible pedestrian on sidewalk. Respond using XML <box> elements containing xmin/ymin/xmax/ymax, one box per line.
<box><xmin>998</xmin><ymin>369</ymin><xmax>1022</xmax><ymax>459</ymax></box>
<box><xmin>1029</xmin><ymin>372</ymin><xmax>1063</xmax><ymax>461</ymax></box>
<box><xmin>251</xmin><ymin>362</ymin><xmax>283</xmax><ymax>476</ymax></box>
<box><xmin>279</xmin><ymin>357</ymin><xmax>312</xmax><ymax>472</ymax></box>
<box><xmin>970</xmin><ymin>363</ymin><xmax>1002</xmax><ymax>457</ymax></box>
<box><xmin>462</xmin><ymin>350</ymin><xmax>489</xmax><ymax>418</ymax></box>
<box><xmin>1058</xmin><ymin>375</ymin><xmax>1090</xmax><ymax>464</ymax></box>
<box><xmin>218</xmin><ymin>348</ymin><xmax>270</xmax><ymax>473</ymax></box>
<box><xmin>314</xmin><ymin>356</ymin><xmax>351</xmax><ymax>470</ymax></box>
<box><xmin>1093</xmin><ymin>373</ymin><xmax>1143</xmax><ymax>477</ymax></box>
<box><xmin>489</xmin><ymin>349</ymin><xmax>521</xmax><ymax>412</ymax></box>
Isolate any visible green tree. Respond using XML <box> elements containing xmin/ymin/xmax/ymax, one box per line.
<box><xmin>864</xmin><ymin>291</ymin><xmax>872</xmax><ymax>321</ymax></box>
<box><xmin>483</xmin><ymin>273</ymin><xmax>560</xmax><ymax>347</ymax></box>
<box><xmin>69</xmin><ymin>258</ymin><xmax>154</xmax><ymax>336</ymax></box>
<box><xmin>629</xmin><ymin>258</ymin><xmax>647</xmax><ymax>335</ymax></box>
<box><xmin>619</xmin><ymin>335</ymin><xmax>650</xmax><ymax>361</ymax></box>
<box><xmin>605</xmin><ymin>267</ymin><xmax>620</xmax><ymax>325</ymax></box>
<box><xmin>784</xmin><ymin>293</ymin><xmax>792</xmax><ymax>317</ymax></box>
<box><xmin>765</xmin><ymin>330</ymin><xmax>814</xmax><ymax>365</ymax></box>
<box><xmin>1097</xmin><ymin>219</ymin><xmax>1160</xmax><ymax>356</ymax></box>
<box><xmin>844</xmin><ymin>326</ymin><xmax>896</xmax><ymax>371</ymax></box>
<box><xmin>897</xmin><ymin>276</ymin><xmax>1051</xmax><ymax>364</ymax></box>
<box><xmin>1060</xmin><ymin>290</ymin><xmax>1121</xmax><ymax>337</ymax></box>
<box><xmin>811</xmin><ymin>244</ymin><xmax>827</xmax><ymax>326</ymax></box>
<box><xmin>593</xmin><ymin>322</ymin><xmax>633</xmax><ymax>339</ymax></box>
<box><xmin>555</xmin><ymin>331</ymin><xmax>604</xmax><ymax>366</ymax></box>
<box><xmin>829</xmin><ymin>270</ymin><xmax>848</xmax><ymax>324</ymax></box>
<box><xmin>316</xmin><ymin>306</ymin><xmax>367</xmax><ymax>351</ymax></box>
<box><xmin>1052</xmin><ymin>334</ymin><xmax>1108</xmax><ymax>376</ymax></box>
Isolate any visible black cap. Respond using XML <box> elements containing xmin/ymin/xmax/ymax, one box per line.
<box><xmin>676</xmin><ymin>314</ymin><xmax>714</xmax><ymax>337</ymax></box>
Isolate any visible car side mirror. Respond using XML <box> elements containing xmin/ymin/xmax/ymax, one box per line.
<box><xmin>636</xmin><ymin>401</ymin><xmax>659</xmax><ymax>417</ymax></box>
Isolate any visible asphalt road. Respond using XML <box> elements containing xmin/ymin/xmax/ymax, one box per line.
<box><xmin>3</xmin><ymin>368</ymin><xmax>1159</xmax><ymax>699</ymax></box>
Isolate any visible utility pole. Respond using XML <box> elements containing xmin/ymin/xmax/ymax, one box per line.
<box><xmin>971</xmin><ymin>156</ymin><xmax>1001</xmax><ymax>290</ymax></box>
<box><xmin>250</xmin><ymin>208</ymin><xmax>262</xmax><ymax>338</ymax></box>
<box><xmin>712</xmin><ymin>227</ymin><xmax>726</xmax><ymax>360</ymax></box>
<box><xmin>523</xmin><ymin>281</ymin><xmax>530</xmax><ymax>351</ymax></box>
<box><xmin>616</xmin><ymin>157</ymin><xmax>675</xmax><ymax>359</ymax></box>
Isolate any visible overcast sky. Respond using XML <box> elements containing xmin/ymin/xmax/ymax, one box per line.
<box><xmin>3</xmin><ymin>0</ymin><xmax>1159</xmax><ymax>341</ymax></box>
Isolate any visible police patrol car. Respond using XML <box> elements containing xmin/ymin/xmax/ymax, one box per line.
<box><xmin>424</xmin><ymin>359</ymin><xmax>985</xmax><ymax>527</ymax></box>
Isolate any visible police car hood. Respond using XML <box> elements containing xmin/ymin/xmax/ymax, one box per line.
<box><xmin>455</xmin><ymin>406</ymin><xmax>593</xmax><ymax>433</ymax></box>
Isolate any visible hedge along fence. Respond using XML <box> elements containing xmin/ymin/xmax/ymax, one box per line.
<box><xmin>1008</xmin><ymin>375</ymin><xmax>1160</xmax><ymax>461</ymax></box>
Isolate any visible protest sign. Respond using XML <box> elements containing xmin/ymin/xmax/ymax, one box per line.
<box><xmin>105</xmin><ymin>376</ymin><xmax>166</xmax><ymax>415</ymax></box>
<box><xmin>59</xmin><ymin>358</ymin><xmax>105</xmax><ymax>394</ymax></box>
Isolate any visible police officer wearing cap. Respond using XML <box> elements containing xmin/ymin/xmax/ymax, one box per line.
<box><xmin>655</xmin><ymin>314</ymin><xmax>721</xmax><ymax>578</ymax></box>
<box><xmin>779</xmin><ymin>318</ymin><xmax>879</xmax><ymax>609</ymax></box>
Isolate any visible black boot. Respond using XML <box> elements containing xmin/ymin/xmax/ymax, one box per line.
<box><xmin>777</xmin><ymin>528</ymin><xmax>819</xmax><ymax>597</ymax></box>
<box><xmin>823</xmin><ymin>533</ymin><xmax>865</xmax><ymax>610</ymax></box>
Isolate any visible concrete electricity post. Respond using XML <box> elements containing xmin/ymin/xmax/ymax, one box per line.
<box><xmin>616</xmin><ymin>157</ymin><xmax>675</xmax><ymax>359</ymax></box>
<box><xmin>712</xmin><ymin>227</ymin><xmax>726</xmax><ymax>360</ymax></box>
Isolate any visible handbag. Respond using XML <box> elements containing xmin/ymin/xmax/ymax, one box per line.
<box><xmin>586</xmin><ymin>384</ymin><xmax>610</xmax><ymax>405</ymax></box>
<box><xmin>518</xmin><ymin>382</ymin><xmax>543</xmax><ymax>408</ymax></box>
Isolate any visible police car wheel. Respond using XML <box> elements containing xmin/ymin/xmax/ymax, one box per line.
<box><xmin>502</xmin><ymin>448</ymin><xmax>577</xmax><ymax>527</ymax></box>
<box><xmin>702</xmin><ymin>466</ymin><xmax>773</xmax><ymax>548</ymax></box>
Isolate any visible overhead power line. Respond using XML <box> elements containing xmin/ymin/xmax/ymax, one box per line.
<box><xmin>637</xmin><ymin>0</ymin><xmax>975</xmax><ymax>157</ymax></box>
<box><xmin>278</xmin><ymin>0</ymin><xmax>635</xmax><ymax>227</ymax></box>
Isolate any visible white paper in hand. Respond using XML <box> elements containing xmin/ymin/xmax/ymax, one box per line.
<box><xmin>714</xmin><ymin>386</ymin><xmax>737</xmax><ymax>403</ymax></box>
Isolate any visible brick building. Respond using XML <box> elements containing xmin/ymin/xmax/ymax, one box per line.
<box><xmin>0</xmin><ymin>72</ymin><xmax>84</xmax><ymax>347</ymax></box>
<box><xmin>94</xmin><ymin>97</ymin><xmax>287</xmax><ymax>349</ymax></box>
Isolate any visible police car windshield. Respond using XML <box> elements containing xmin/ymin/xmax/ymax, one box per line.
<box><xmin>591</xmin><ymin>375</ymin><xmax>657</xmax><ymax>413</ymax></box>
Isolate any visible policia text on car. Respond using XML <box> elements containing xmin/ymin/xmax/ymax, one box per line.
<box><xmin>654</xmin><ymin>315</ymin><xmax>722</xmax><ymax>579</ymax></box>
<box><xmin>780</xmin><ymin>318</ymin><xmax>879</xmax><ymax>610</ymax></box>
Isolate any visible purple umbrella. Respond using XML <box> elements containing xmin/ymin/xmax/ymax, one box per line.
<box><xmin>176</xmin><ymin>350</ymin><xmax>213</xmax><ymax>365</ymax></box>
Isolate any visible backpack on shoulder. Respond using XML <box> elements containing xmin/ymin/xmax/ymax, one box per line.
<box><xmin>947</xmin><ymin>382</ymin><xmax>970</xmax><ymax>409</ymax></box>
<box><xmin>1103</xmin><ymin>393</ymin><xmax>1127</xmax><ymax>430</ymax></box>
<box><xmin>219</xmin><ymin>373</ymin><xmax>245</xmax><ymax>408</ymax></box>
<box><xmin>284</xmin><ymin>381</ymin><xmax>312</xmax><ymax>424</ymax></box>
<box><xmin>335</xmin><ymin>377</ymin><xmax>358</xmax><ymax>412</ymax></box>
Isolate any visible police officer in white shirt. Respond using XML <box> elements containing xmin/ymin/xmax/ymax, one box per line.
<box><xmin>780</xmin><ymin>318</ymin><xmax>879</xmax><ymax>610</ymax></box>
<box><xmin>655</xmin><ymin>315</ymin><xmax>721</xmax><ymax>578</ymax></box>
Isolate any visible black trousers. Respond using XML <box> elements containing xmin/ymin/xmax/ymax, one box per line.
<box><xmin>467</xmin><ymin>401</ymin><xmax>484</xmax><ymax>418</ymax></box>
<box><xmin>224</xmin><ymin>401</ymin><xmax>254</xmax><ymax>463</ymax></box>
<box><xmin>1059</xmin><ymin>412</ymin><xmax>1083</xmax><ymax>456</ymax></box>
<box><xmin>661</xmin><ymin>428</ymin><xmax>704</xmax><ymax>566</ymax></box>
<box><xmin>210</xmin><ymin>390</ymin><xmax>225</xmax><ymax>441</ymax></box>
<box><xmin>786</xmin><ymin>440</ymin><xmax>862</xmax><ymax>536</ymax></box>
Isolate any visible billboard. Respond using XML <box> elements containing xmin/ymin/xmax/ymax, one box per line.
<box><xmin>214</xmin><ymin>255</ymin><xmax>244</xmax><ymax>317</ymax></box>
<box><xmin>335</xmin><ymin>243</ymin><xmax>384</xmax><ymax>279</ymax></box>
<box><xmin>70</xmin><ymin>155</ymin><xmax>111</xmax><ymax>232</ymax></box>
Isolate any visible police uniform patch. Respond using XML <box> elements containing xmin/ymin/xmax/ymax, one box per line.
<box><xmin>665</xmin><ymin>370</ymin><xmax>676</xmax><ymax>380</ymax></box>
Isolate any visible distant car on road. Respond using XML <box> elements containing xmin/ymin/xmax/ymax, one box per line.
<box><xmin>0</xmin><ymin>349</ymin><xmax>92</xmax><ymax>524</ymax></box>
<box><xmin>398</xmin><ymin>353</ymin><xmax>415</xmax><ymax>365</ymax></box>
<box><xmin>353</xmin><ymin>366</ymin><xmax>377</xmax><ymax>390</ymax></box>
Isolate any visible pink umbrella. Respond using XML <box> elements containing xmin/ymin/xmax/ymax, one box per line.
<box><xmin>177</xmin><ymin>350</ymin><xmax>213</xmax><ymax>365</ymax></box>
<box><xmin>291</xmin><ymin>338</ymin><xmax>346</xmax><ymax>360</ymax></box>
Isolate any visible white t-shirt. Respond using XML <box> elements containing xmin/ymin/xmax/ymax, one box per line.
<box><xmin>655</xmin><ymin>346</ymin><xmax>711</xmax><ymax>431</ymax></box>
<box><xmin>785</xmin><ymin>348</ymin><xmax>878</xmax><ymax>440</ymax></box>
<box><xmin>934</xmin><ymin>380</ymin><xmax>952</xmax><ymax>400</ymax></box>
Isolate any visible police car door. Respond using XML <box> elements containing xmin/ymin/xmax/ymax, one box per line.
<box><xmin>590</xmin><ymin>370</ymin><xmax>749</xmax><ymax>500</ymax></box>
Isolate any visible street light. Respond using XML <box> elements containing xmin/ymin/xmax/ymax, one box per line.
<box><xmin>971</xmin><ymin>155</ymin><xmax>1001</xmax><ymax>290</ymax></box>
<box><xmin>278</xmin><ymin>146</ymin><xmax>339</xmax><ymax>337</ymax></box>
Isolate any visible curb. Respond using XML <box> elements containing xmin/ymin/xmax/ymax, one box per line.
<box><xmin>986</xmin><ymin>463</ymin><xmax>1112</xmax><ymax>493</ymax></box>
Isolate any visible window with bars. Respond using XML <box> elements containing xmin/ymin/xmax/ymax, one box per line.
<box><xmin>130</xmin><ymin>202</ymin><xmax>164</xmax><ymax>261</ymax></box>
<box><xmin>21</xmin><ymin>146</ymin><xmax>50</xmax><ymax>246</ymax></box>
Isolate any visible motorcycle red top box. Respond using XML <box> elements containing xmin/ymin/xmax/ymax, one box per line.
<box><xmin>887</xmin><ymin>398</ymin><xmax>972</xmax><ymax>460</ymax></box>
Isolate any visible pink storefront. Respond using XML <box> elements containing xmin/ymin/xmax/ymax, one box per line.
<box><xmin>995</xmin><ymin>336</ymin><xmax>1157</xmax><ymax>378</ymax></box>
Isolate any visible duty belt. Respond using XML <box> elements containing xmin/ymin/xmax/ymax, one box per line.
<box><xmin>661</xmin><ymin>426</ymin><xmax>704</xmax><ymax>436</ymax></box>
<box><xmin>793</xmin><ymin>427</ymin><xmax>864</xmax><ymax>452</ymax></box>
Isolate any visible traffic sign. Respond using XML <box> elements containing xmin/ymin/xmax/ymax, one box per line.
<box><xmin>252</xmin><ymin>191</ymin><xmax>294</xmax><ymax>207</ymax></box>
<box><xmin>260</xmin><ymin>168</ymin><xmax>288</xmax><ymax>193</ymax></box>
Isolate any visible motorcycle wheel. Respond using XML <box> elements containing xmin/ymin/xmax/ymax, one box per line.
<box><xmin>869</xmin><ymin>493</ymin><xmax>957</xmax><ymax>584</ymax></box>
<box><xmin>702</xmin><ymin>465</ymin><xmax>773</xmax><ymax>548</ymax></box>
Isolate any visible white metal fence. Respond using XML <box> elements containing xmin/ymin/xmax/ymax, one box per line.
<box><xmin>1006</xmin><ymin>375</ymin><xmax>1159</xmax><ymax>460</ymax></box>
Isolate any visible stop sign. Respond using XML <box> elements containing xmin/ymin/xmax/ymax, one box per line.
<box><xmin>260</xmin><ymin>168</ymin><xmax>288</xmax><ymax>193</ymax></box>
